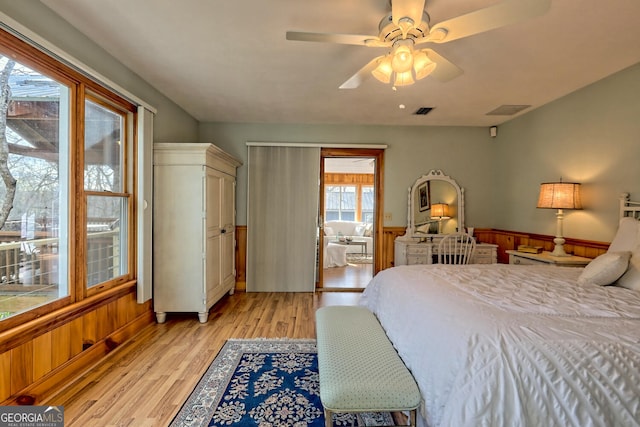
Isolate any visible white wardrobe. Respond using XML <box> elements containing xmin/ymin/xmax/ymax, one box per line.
<box><xmin>153</xmin><ymin>143</ymin><xmax>241</xmax><ymax>323</ymax></box>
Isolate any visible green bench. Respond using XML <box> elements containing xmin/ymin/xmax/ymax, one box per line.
<box><xmin>315</xmin><ymin>306</ymin><xmax>421</xmax><ymax>427</ymax></box>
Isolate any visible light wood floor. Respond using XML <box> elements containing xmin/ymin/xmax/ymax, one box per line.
<box><xmin>44</xmin><ymin>291</ymin><xmax>363</xmax><ymax>427</ymax></box>
<box><xmin>322</xmin><ymin>262</ymin><xmax>373</xmax><ymax>290</ymax></box>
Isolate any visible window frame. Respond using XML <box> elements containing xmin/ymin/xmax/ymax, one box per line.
<box><xmin>0</xmin><ymin>28</ymin><xmax>138</xmax><ymax>331</ymax></box>
<box><xmin>82</xmin><ymin>92</ymin><xmax>135</xmax><ymax>298</ymax></box>
<box><xmin>324</xmin><ymin>183</ymin><xmax>374</xmax><ymax>223</ymax></box>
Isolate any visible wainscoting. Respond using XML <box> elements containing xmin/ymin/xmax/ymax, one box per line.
<box><xmin>0</xmin><ymin>283</ymin><xmax>153</xmax><ymax>405</ymax></box>
<box><xmin>234</xmin><ymin>226</ymin><xmax>609</xmax><ymax>288</ymax></box>
<box><xmin>474</xmin><ymin>229</ymin><xmax>608</xmax><ymax>264</ymax></box>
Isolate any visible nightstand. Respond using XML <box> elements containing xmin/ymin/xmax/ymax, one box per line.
<box><xmin>506</xmin><ymin>250</ymin><xmax>591</xmax><ymax>267</ymax></box>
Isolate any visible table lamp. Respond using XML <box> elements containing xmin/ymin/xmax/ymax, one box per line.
<box><xmin>430</xmin><ymin>203</ymin><xmax>450</xmax><ymax>234</ymax></box>
<box><xmin>537</xmin><ymin>180</ymin><xmax>582</xmax><ymax>256</ymax></box>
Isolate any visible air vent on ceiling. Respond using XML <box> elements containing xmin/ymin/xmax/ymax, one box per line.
<box><xmin>414</xmin><ymin>107</ymin><xmax>433</xmax><ymax>115</ymax></box>
<box><xmin>486</xmin><ymin>104</ymin><xmax>531</xmax><ymax>116</ymax></box>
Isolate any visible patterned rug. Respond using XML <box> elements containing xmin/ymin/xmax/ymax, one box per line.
<box><xmin>171</xmin><ymin>338</ymin><xmax>394</xmax><ymax>427</ymax></box>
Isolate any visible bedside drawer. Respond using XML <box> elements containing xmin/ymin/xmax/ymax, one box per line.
<box><xmin>471</xmin><ymin>243</ymin><xmax>498</xmax><ymax>264</ymax></box>
<box><xmin>407</xmin><ymin>255</ymin><xmax>430</xmax><ymax>265</ymax></box>
<box><xmin>407</xmin><ymin>245</ymin><xmax>430</xmax><ymax>255</ymax></box>
<box><xmin>474</xmin><ymin>247</ymin><xmax>493</xmax><ymax>256</ymax></box>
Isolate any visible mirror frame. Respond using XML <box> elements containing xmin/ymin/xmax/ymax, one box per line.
<box><xmin>400</xmin><ymin>169</ymin><xmax>465</xmax><ymax>240</ymax></box>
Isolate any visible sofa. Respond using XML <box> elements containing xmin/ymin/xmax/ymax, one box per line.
<box><xmin>324</xmin><ymin>220</ymin><xmax>373</xmax><ymax>255</ymax></box>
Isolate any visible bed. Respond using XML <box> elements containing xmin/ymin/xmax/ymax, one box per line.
<box><xmin>359</xmin><ymin>195</ymin><xmax>640</xmax><ymax>427</ymax></box>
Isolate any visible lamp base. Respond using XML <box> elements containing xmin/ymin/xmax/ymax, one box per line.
<box><xmin>550</xmin><ymin>237</ymin><xmax>570</xmax><ymax>257</ymax></box>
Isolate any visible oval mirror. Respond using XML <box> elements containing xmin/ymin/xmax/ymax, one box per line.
<box><xmin>402</xmin><ymin>170</ymin><xmax>465</xmax><ymax>239</ymax></box>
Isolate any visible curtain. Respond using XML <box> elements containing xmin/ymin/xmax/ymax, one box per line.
<box><xmin>247</xmin><ymin>145</ymin><xmax>320</xmax><ymax>292</ymax></box>
<box><xmin>136</xmin><ymin>106</ymin><xmax>153</xmax><ymax>302</ymax></box>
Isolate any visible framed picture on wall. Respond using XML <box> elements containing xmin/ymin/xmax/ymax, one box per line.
<box><xmin>418</xmin><ymin>182</ymin><xmax>430</xmax><ymax>212</ymax></box>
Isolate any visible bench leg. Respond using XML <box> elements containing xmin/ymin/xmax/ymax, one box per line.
<box><xmin>324</xmin><ymin>408</ymin><xmax>332</xmax><ymax>427</ymax></box>
<box><xmin>409</xmin><ymin>409</ymin><xmax>417</xmax><ymax>426</ymax></box>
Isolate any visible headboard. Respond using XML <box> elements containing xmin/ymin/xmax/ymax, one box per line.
<box><xmin>620</xmin><ymin>193</ymin><xmax>640</xmax><ymax>219</ymax></box>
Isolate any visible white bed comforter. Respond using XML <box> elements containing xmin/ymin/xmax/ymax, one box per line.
<box><xmin>359</xmin><ymin>264</ymin><xmax>640</xmax><ymax>427</ymax></box>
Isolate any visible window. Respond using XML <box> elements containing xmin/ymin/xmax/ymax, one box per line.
<box><xmin>0</xmin><ymin>29</ymin><xmax>136</xmax><ymax>326</ymax></box>
<box><xmin>325</xmin><ymin>185</ymin><xmax>356</xmax><ymax>221</ymax></box>
<box><xmin>324</xmin><ymin>184</ymin><xmax>373</xmax><ymax>223</ymax></box>
<box><xmin>361</xmin><ymin>186</ymin><xmax>374</xmax><ymax>224</ymax></box>
<box><xmin>84</xmin><ymin>98</ymin><xmax>130</xmax><ymax>289</ymax></box>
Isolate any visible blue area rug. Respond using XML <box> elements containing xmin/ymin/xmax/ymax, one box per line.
<box><xmin>170</xmin><ymin>338</ymin><xmax>394</xmax><ymax>426</ymax></box>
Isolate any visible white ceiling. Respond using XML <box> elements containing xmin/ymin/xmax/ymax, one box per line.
<box><xmin>41</xmin><ymin>0</ymin><xmax>640</xmax><ymax>127</ymax></box>
<box><xmin>325</xmin><ymin>157</ymin><xmax>375</xmax><ymax>174</ymax></box>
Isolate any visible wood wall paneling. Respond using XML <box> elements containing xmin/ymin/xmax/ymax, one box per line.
<box><xmin>233</xmin><ymin>226</ymin><xmax>607</xmax><ymax>284</ymax></box>
<box><xmin>51</xmin><ymin>323</ymin><xmax>72</xmax><ymax>370</ymax></box>
<box><xmin>0</xmin><ymin>351</ymin><xmax>9</xmax><ymax>401</ymax></box>
<box><xmin>324</xmin><ymin>173</ymin><xmax>375</xmax><ymax>185</ymax></box>
<box><xmin>236</xmin><ymin>226</ymin><xmax>247</xmax><ymax>290</ymax></box>
<box><xmin>382</xmin><ymin>227</ymin><xmax>406</xmax><ymax>269</ymax></box>
<box><xmin>32</xmin><ymin>332</ymin><xmax>52</xmax><ymax>381</ymax></box>
<box><xmin>0</xmin><ymin>284</ymin><xmax>153</xmax><ymax>406</ymax></box>
<box><xmin>478</xmin><ymin>229</ymin><xmax>608</xmax><ymax>263</ymax></box>
<box><xmin>11</xmin><ymin>341</ymin><xmax>33</xmax><ymax>396</ymax></box>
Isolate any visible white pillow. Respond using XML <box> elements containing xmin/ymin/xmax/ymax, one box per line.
<box><xmin>616</xmin><ymin>249</ymin><xmax>640</xmax><ymax>291</ymax></box>
<box><xmin>354</xmin><ymin>224</ymin><xmax>366</xmax><ymax>236</ymax></box>
<box><xmin>608</xmin><ymin>217</ymin><xmax>640</xmax><ymax>252</ymax></box>
<box><xmin>363</xmin><ymin>223</ymin><xmax>373</xmax><ymax>237</ymax></box>
<box><xmin>324</xmin><ymin>226</ymin><xmax>334</xmax><ymax>236</ymax></box>
<box><xmin>577</xmin><ymin>251</ymin><xmax>631</xmax><ymax>286</ymax></box>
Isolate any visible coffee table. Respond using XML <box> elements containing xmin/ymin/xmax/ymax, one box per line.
<box><xmin>334</xmin><ymin>239</ymin><xmax>367</xmax><ymax>255</ymax></box>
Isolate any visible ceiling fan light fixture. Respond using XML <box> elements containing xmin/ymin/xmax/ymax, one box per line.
<box><xmin>372</xmin><ymin>56</ymin><xmax>393</xmax><ymax>83</ymax></box>
<box><xmin>288</xmin><ymin>0</ymin><xmax>552</xmax><ymax>90</ymax></box>
<box><xmin>394</xmin><ymin>70</ymin><xmax>415</xmax><ymax>86</ymax></box>
<box><xmin>397</xmin><ymin>17</ymin><xmax>415</xmax><ymax>39</ymax></box>
<box><xmin>413</xmin><ymin>50</ymin><xmax>437</xmax><ymax>80</ymax></box>
<box><xmin>391</xmin><ymin>39</ymin><xmax>414</xmax><ymax>73</ymax></box>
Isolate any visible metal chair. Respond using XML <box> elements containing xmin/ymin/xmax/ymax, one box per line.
<box><xmin>437</xmin><ymin>232</ymin><xmax>476</xmax><ymax>265</ymax></box>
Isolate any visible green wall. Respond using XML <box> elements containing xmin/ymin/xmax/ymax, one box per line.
<box><xmin>201</xmin><ymin>63</ymin><xmax>640</xmax><ymax>243</ymax></box>
<box><xmin>198</xmin><ymin>123</ymin><xmax>497</xmax><ymax>228</ymax></box>
<box><xmin>494</xmin><ymin>62</ymin><xmax>640</xmax><ymax>242</ymax></box>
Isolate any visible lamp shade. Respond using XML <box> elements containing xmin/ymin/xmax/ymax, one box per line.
<box><xmin>370</xmin><ymin>39</ymin><xmax>437</xmax><ymax>86</ymax></box>
<box><xmin>413</xmin><ymin>51</ymin><xmax>437</xmax><ymax>80</ymax></box>
<box><xmin>431</xmin><ymin>203</ymin><xmax>450</xmax><ymax>218</ymax></box>
<box><xmin>537</xmin><ymin>182</ymin><xmax>582</xmax><ymax>209</ymax></box>
<box><xmin>372</xmin><ymin>56</ymin><xmax>393</xmax><ymax>84</ymax></box>
<box><xmin>393</xmin><ymin>70</ymin><xmax>415</xmax><ymax>86</ymax></box>
<box><xmin>391</xmin><ymin>42</ymin><xmax>414</xmax><ymax>73</ymax></box>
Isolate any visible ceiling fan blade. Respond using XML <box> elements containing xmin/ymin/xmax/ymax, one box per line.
<box><xmin>286</xmin><ymin>31</ymin><xmax>379</xmax><ymax>46</ymax></box>
<box><xmin>422</xmin><ymin>49</ymin><xmax>463</xmax><ymax>82</ymax></box>
<box><xmin>429</xmin><ymin>0</ymin><xmax>551</xmax><ymax>44</ymax></box>
<box><xmin>391</xmin><ymin>0</ymin><xmax>426</xmax><ymax>26</ymax></box>
<box><xmin>339</xmin><ymin>56</ymin><xmax>384</xmax><ymax>89</ymax></box>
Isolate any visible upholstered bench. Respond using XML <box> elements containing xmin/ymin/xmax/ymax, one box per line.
<box><xmin>315</xmin><ymin>306</ymin><xmax>421</xmax><ymax>427</ymax></box>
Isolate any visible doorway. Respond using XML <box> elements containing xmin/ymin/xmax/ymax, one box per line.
<box><xmin>317</xmin><ymin>148</ymin><xmax>384</xmax><ymax>291</ymax></box>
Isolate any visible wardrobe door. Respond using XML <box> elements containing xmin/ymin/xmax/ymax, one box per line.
<box><xmin>220</xmin><ymin>172</ymin><xmax>236</xmax><ymax>291</ymax></box>
<box><xmin>205</xmin><ymin>166</ymin><xmax>223</xmax><ymax>307</ymax></box>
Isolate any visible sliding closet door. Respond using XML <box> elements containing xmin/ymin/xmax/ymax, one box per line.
<box><xmin>247</xmin><ymin>145</ymin><xmax>320</xmax><ymax>292</ymax></box>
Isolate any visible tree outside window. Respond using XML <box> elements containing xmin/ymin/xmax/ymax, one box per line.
<box><xmin>0</xmin><ymin>45</ymin><xmax>134</xmax><ymax>323</ymax></box>
<box><xmin>0</xmin><ymin>57</ymin><xmax>68</xmax><ymax>320</ymax></box>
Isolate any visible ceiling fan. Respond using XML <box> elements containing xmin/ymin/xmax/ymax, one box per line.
<box><xmin>286</xmin><ymin>0</ymin><xmax>551</xmax><ymax>89</ymax></box>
